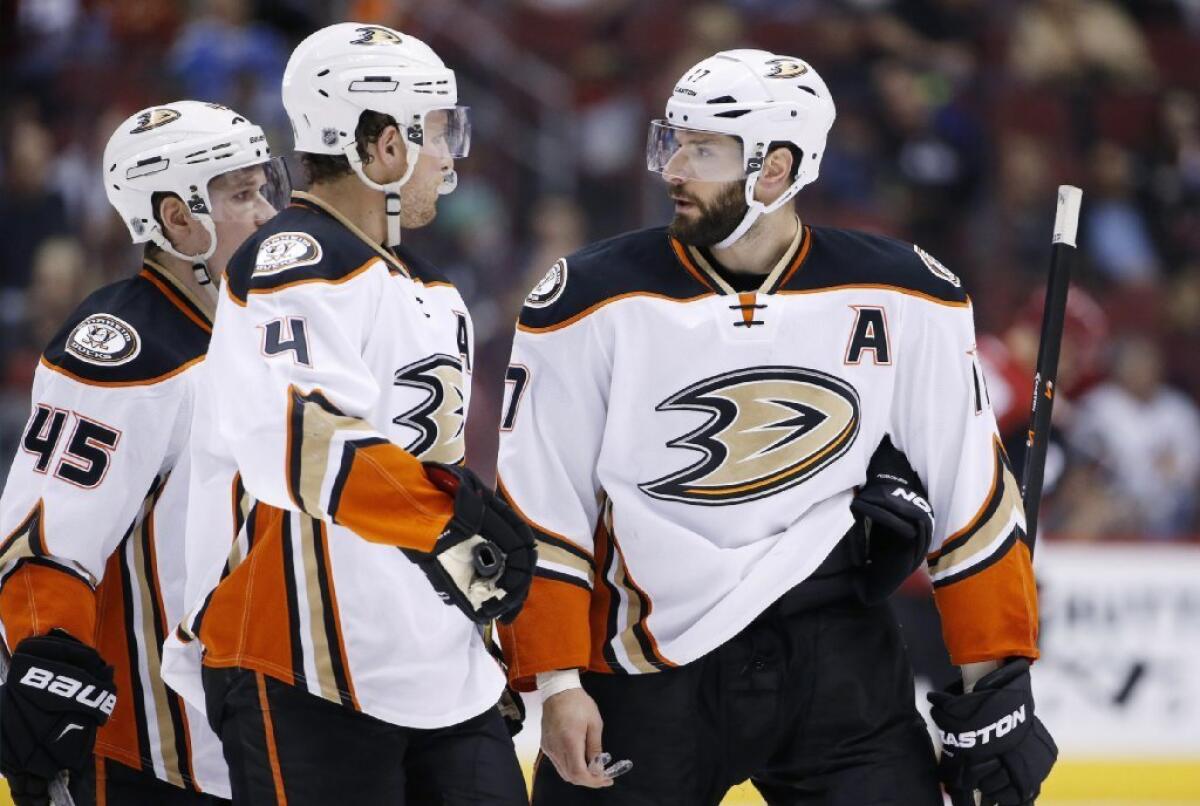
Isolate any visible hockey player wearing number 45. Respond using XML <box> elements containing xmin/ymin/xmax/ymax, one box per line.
<box><xmin>0</xmin><ymin>102</ymin><xmax>289</xmax><ymax>805</ymax></box>
<box><xmin>158</xmin><ymin>22</ymin><xmax>533</xmax><ymax>806</ymax></box>
<box><xmin>498</xmin><ymin>49</ymin><xmax>1057</xmax><ymax>806</ymax></box>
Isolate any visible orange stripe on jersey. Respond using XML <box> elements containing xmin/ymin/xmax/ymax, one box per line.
<box><xmin>933</xmin><ymin>540</ymin><xmax>1039</xmax><ymax>664</ymax></box>
<box><xmin>256</xmin><ymin>673</ymin><xmax>289</xmax><ymax>806</ymax></box>
<box><xmin>0</xmin><ymin>560</ymin><xmax>96</xmax><ymax>650</ymax></box>
<box><xmin>93</xmin><ymin>551</ymin><xmax>142</xmax><ymax>774</ymax></box>
<box><xmin>771</xmin><ymin>225</ymin><xmax>813</xmax><ymax>291</ymax></box>
<box><xmin>95</xmin><ymin>756</ymin><xmax>107</xmax><ymax>806</ymax></box>
<box><xmin>139</xmin><ymin>269</ymin><xmax>213</xmax><ymax>333</ymax></box>
<box><xmin>325</xmin><ymin>440</ymin><xmax>451</xmax><ymax>553</ymax></box>
<box><xmin>199</xmin><ymin>504</ymin><xmax>298</xmax><ymax>684</ymax></box>
<box><xmin>737</xmin><ymin>293</ymin><xmax>757</xmax><ymax>326</ymax></box>
<box><xmin>588</xmin><ymin>514</ymin><xmax>615</xmax><ymax>673</ymax></box>
<box><xmin>515</xmin><ymin>290</ymin><xmax>714</xmax><ymax>335</ymax></box>
<box><xmin>315</xmin><ymin>521</ymin><xmax>359</xmax><ymax>710</ymax></box>
<box><xmin>246</xmin><ymin>257</ymin><xmax>377</xmax><ymax>298</ymax></box>
<box><xmin>39</xmin><ymin>354</ymin><xmax>203</xmax><ymax>388</ymax></box>
<box><xmin>668</xmin><ymin>237</ymin><xmax>718</xmax><ymax>292</ymax></box>
<box><xmin>777</xmin><ymin>284</ymin><xmax>972</xmax><ymax>308</ymax></box>
<box><xmin>498</xmin><ymin>576</ymin><xmax>592</xmax><ymax>693</ymax></box>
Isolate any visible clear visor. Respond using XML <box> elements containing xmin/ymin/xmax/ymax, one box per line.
<box><xmin>204</xmin><ymin>156</ymin><xmax>291</xmax><ymax>223</ymax></box>
<box><xmin>420</xmin><ymin>106</ymin><xmax>471</xmax><ymax>159</ymax></box>
<box><xmin>646</xmin><ymin>120</ymin><xmax>746</xmax><ymax>182</ymax></box>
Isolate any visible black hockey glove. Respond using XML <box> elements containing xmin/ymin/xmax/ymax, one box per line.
<box><xmin>847</xmin><ymin>437</ymin><xmax>935</xmax><ymax>605</ymax></box>
<box><xmin>406</xmin><ymin>463</ymin><xmax>536</xmax><ymax>625</ymax></box>
<box><xmin>0</xmin><ymin>631</ymin><xmax>116</xmax><ymax>801</ymax></box>
<box><xmin>928</xmin><ymin>659</ymin><xmax>1057</xmax><ymax>806</ymax></box>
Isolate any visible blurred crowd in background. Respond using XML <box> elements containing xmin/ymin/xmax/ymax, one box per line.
<box><xmin>2</xmin><ymin>0</ymin><xmax>1199</xmax><ymax>541</ymax></box>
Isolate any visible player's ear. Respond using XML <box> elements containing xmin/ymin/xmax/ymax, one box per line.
<box><xmin>761</xmin><ymin>146</ymin><xmax>794</xmax><ymax>187</ymax></box>
<box><xmin>158</xmin><ymin>194</ymin><xmax>195</xmax><ymax>240</ymax></box>
<box><xmin>753</xmin><ymin>146</ymin><xmax>796</xmax><ymax>204</ymax></box>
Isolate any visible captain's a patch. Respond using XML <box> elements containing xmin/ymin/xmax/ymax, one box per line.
<box><xmin>914</xmin><ymin>245</ymin><xmax>961</xmax><ymax>288</ymax></box>
<box><xmin>525</xmin><ymin>258</ymin><xmax>568</xmax><ymax>308</ymax></box>
<box><xmin>254</xmin><ymin>232</ymin><xmax>323</xmax><ymax>276</ymax></box>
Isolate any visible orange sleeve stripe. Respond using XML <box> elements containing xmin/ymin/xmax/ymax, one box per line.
<box><xmin>327</xmin><ymin>441</ymin><xmax>451</xmax><ymax>553</ymax></box>
<box><xmin>0</xmin><ymin>561</ymin><xmax>97</xmax><ymax>650</ymax></box>
<box><xmin>498</xmin><ymin>576</ymin><xmax>592</xmax><ymax>692</ymax></box>
<box><xmin>933</xmin><ymin>540</ymin><xmax>1039</xmax><ymax>665</ymax></box>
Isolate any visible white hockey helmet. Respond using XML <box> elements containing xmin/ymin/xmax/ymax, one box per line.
<box><xmin>103</xmin><ymin>100</ymin><xmax>289</xmax><ymax>282</ymax></box>
<box><xmin>647</xmin><ymin>49</ymin><xmax>836</xmax><ymax>248</ymax></box>
<box><xmin>281</xmin><ymin>23</ymin><xmax>470</xmax><ymax>245</ymax></box>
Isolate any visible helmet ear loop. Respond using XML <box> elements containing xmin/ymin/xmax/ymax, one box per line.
<box><xmin>149</xmin><ymin>208</ymin><xmax>218</xmax><ymax>286</ymax></box>
<box><xmin>342</xmin><ymin>138</ymin><xmax>421</xmax><ymax>247</ymax></box>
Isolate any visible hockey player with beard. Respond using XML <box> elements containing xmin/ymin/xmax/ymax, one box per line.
<box><xmin>0</xmin><ymin>102</ymin><xmax>288</xmax><ymax>805</ymax></box>
<box><xmin>160</xmin><ymin>23</ymin><xmax>533</xmax><ymax>806</ymax></box>
<box><xmin>497</xmin><ymin>50</ymin><xmax>1057</xmax><ymax>805</ymax></box>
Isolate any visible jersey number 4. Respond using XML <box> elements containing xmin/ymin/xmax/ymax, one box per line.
<box><xmin>261</xmin><ymin>317</ymin><xmax>312</xmax><ymax>366</ymax></box>
<box><xmin>21</xmin><ymin>405</ymin><xmax>121</xmax><ymax>488</ymax></box>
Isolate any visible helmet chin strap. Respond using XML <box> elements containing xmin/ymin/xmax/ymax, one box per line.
<box><xmin>714</xmin><ymin>156</ymin><xmax>806</xmax><ymax>250</ymax></box>
<box><xmin>344</xmin><ymin>142</ymin><xmax>420</xmax><ymax>247</ymax></box>
<box><xmin>151</xmin><ymin>215</ymin><xmax>220</xmax><ymax>302</ymax></box>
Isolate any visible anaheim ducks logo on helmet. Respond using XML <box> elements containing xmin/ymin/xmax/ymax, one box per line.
<box><xmin>392</xmin><ymin>354</ymin><xmax>466</xmax><ymax>464</ymax></box>
<box><xmin>129</xmin><ymin>108</ymin><xmax>181</xmax><ymax>134</ymax></box>
<box><xmin>640</xmin><ymin>366</ymin><xmax>860</xmax><ymax>505</ymax></box>
<box><xmin>350</xmin><ymin>25</ymin><xmax>403</xmax><ymax>46</ymax></box>
<box><xmin>764</xmin><ymin>57</ymin><xmax>809</xmax><ymax>79</ymax></box>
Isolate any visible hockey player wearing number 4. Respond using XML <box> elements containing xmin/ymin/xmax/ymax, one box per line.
<box><xmin>0</xmin><ymin>101</ymin><xmax>289</xmax><ymax>805</ymax></box>
<box><xmin>158</xmin><ymin>22</ymin><xmax>533</xmax><ymax>806</ymax></box>
<box><xmin>498</xmin><ymin>50</ymin><xmax>1057</xmax><ymax>805</ymax></box>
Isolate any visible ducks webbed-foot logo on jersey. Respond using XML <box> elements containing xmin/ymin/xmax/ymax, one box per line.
<box><xmin>393</xmin><ymin>354</ymin><xmax>466</xmax><ymax>464</ymax></box>
<box><xmin>640</xmin><ymin>366</ymin><xmax>860</xmax><ymax>505</ymax></box>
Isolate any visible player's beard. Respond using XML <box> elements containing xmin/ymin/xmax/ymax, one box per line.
<box><xmin>667</xmin><ymin>181</ymin><xmax>747</xmax><ymax>247</ymax></box>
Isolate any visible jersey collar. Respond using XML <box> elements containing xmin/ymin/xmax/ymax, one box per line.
<box><xmin>141</xmin><ymin>258</ymin><xmax>214</xmax><ymax>330</ymax></box>
<box><xmin>668</xmin><ymin>219</ymin><xmax>810</xmax><ymax>296</ymax></box>
<box><xmin>290</xmin><ymin>191</ymin><xmax>412</xmax><ymax>278</ymax></box>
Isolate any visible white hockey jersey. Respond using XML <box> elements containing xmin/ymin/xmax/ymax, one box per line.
<box><xmin>161</xmin><ymin>192</ymin><xmax>504</xmax><ymax>732</ymax></box>
<box><xmin>497</xmin><ymin>224</ymin><xmax>1039</xmax><ymax>689</ymax></box>
<box><xmin>0</xmin><ymin>260</ymin><xmax>227</xmax><ymax>793</ymax></box>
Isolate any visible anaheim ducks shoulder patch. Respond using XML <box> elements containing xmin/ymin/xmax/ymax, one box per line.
<box><xmin>640</xmin><ymin>365</ymin><xmax>860</xmax><ymax>505</ymax></box>
<box><xmin>255</xmin><ymin>232</ymin><xmax>324</xmax><ymax>276</ymax></box>
<box><xmin>525</xmin><ymin>258</ymin><xmax>568</xmax><ymax>308</ymax></box>
<box><xmin>65</xmin><ymin>314</ymin><xmax>141</xmax><ymax>366</ymax></box>
<box><xmin>914</xmin><ymin>245</ymin><xmax>961</xmax><ymax>288</ymax></box>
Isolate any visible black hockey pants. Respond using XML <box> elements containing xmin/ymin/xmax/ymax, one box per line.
<box><xmin>533</xmin><ymin>596</ymin><xmax>942</xmax><ymax>806</ymax></box>
<box><xmin>202</xmin><ymin>667</ymin><xmax>527</xmax><ymax>805</ymax></box>
<box><xmin>68</xmin><ymin>755</ymin><xmax>229</xmax><ymax>805</ymax></box>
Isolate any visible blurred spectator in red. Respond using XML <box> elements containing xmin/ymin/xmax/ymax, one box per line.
<box><xmin>979</xmin><ymin>284</ymin><xmax>1109</xmax><ymax>445</ymax></box>
<box><xmin>1009</xmin><ymin>0</ymin><xmax>1157</xmax><ymax>88</ymax></box>
<box><xmin>1067</xmin><ymin>335</ymin><xmax>1200</xmax><ymax>538</ymax></box>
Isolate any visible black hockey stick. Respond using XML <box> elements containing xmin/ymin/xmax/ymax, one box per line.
<box><xmin>953</xmin><ymin>187</ymin><xmax>1083</xmax><ymax>806</ymax></box>
<box><xmin>1019</xmin><ymin>185</ymin><xmax>1082</xmax><ymax>556</ymax></box>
